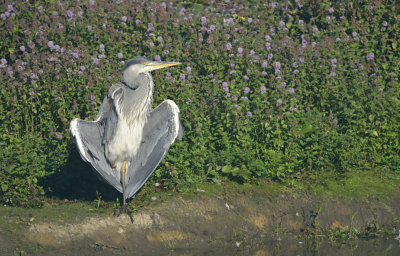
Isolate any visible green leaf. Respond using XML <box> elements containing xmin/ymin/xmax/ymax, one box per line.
<box><xmin>1</xmin><ymin>184</ymin><xmax>8</xmax><ymax>192</ymax></box>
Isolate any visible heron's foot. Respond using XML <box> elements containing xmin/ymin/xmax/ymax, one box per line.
<box><xmin>115</xmin><ymin>205</ymin><xmax>134</xmax><ymax>223</ymax></box>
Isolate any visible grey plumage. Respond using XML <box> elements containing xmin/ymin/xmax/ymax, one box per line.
<box><xmin>70</xmin><ymin>56</ymin><xmax>182</xmax><ymax>204</ymax></box>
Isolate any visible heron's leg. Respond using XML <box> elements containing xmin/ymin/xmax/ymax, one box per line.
<box><xmin>121</xmin><ymin>160</ymin><xmax>127</xmax><ymax>208</ymax></box>
<box><xmin>112</xmin><ymin>162</ymin><xmax>117</xmax><ymax>168</ymax></box>
<box><xmin>117</xmin><ymin>160</ymin><xmax>133</xmax><ymax>223</ymax></box>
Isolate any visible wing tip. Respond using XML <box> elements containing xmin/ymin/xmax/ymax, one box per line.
<box><xmin>70</xmin><ymin>118</ymin><xmax>90</xmax><ymax>162</ymax></box>
<box><xmin>163</xmin><ymin>100</ymin><xmax>181</xmax><ymax>142</ymax></box>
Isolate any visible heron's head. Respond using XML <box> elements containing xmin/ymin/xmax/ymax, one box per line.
<box><xmin>122</xmin><ymin>56</ymin><xmax>180</xmax><ymax>87</ymax></box>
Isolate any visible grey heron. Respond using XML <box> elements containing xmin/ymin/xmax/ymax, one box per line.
<box><xmin>70</xmin><ymin>56</ymin><xmax>182</xmax><ymax>221</ymax></box>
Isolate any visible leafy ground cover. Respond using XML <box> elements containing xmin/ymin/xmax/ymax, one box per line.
<box><xmin>0</xmin><ymin>0</ymin><xmax>399</xmax><ymax>206</ymax></box>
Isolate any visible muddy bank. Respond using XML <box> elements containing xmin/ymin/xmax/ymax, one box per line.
<box><xmin>1</xmin><ymin>183</ymin><xmax>400</xmax><ymax>255</ymax></box>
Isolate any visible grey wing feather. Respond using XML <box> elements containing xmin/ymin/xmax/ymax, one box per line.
<box><xmin>70</xmin><ymin>118</ymin><xmax>122</xmax><ymax>193</ymax></box>
<box><xmin>103</xmin><ymin>84</ymin><xmax>124</xmax><ymax>145</ymax></box>
<box><xmin>125</xmin><ymin>100</ymin><xmax>182</xmax><ymax>199</ymax></box>
<box><xmin>69</xmin><ymin>84</ymin><xmax>126</xmax><ymax>193</ymax></box>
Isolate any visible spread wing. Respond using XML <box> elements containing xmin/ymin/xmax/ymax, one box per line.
<box><xmin>125</xmin><ymin>100</ymin><xmax>182</xmax><ymax>199</ymax></box>
<box><xmin>69</xmin><ymin>84</ymin><xmax>125</xmax><ymax>193</ymax></box>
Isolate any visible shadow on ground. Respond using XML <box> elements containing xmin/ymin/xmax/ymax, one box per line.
<box><xmin>41</xmin><ymin>148</ymin><xmax>120</xmax><ymax>202</ymax></box>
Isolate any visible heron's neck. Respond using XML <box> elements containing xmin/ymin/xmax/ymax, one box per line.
<box><xmin>122</xmin><ymin>73</ymin><xmax>153</xmax><ymax>126</ymax></box>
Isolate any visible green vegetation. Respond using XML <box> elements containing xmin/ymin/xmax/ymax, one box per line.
<box><xmin>0</xmin><ymin>0</ymin><xmax>399</xmax><ymax>206</ymax></box>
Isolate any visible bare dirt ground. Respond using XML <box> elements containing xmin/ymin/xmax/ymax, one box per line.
<box><xmin>1</xmin><ymin>184</ymin><xmax>400</xmax><ymax>255</ymax></box>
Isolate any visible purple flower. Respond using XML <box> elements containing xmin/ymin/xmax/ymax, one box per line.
<box><xmin>261</xmin><ymin>71</ymin><xmax>267</xmax><ymax>76</ymax></box>
<box><xmin>93</xmin><ymin>58</ymin><xmax>99</xmax><ymax>65</ymax></box>
<box><xmin>262</xmin><ymin>60</ymin><xmax>268</xmax><ymax>68</ymax></box>
<box><xmin>328</xmin><ymin>8</ymin><xmax>334</xmax><ymax>13</ymax></box>
<box><xmin>244</xmin><ymin>87</ymin><xmax>250</xmax><ymax>93</ymax></box>
<box><xmin>247</xmin><ymin>111</ymin><xmax>252</xmax><ymax>117</ymax></box>
<box><xmin>117</xmin><ymin>52</ymin><xmax>123</xmax><ymax>59</ymax></box>
<box><xmin>180</xmin><ymin>74</ymin><xmax>186</xmax><ymax>81</ymax></box>
<box><xmin>122</xmin><ymin>16</ymin><xmax>127</xmax><ymax>22</ymax></box>
<box><xmin>157</xmin><ymin>36</ymin><xmax>163</xmax><ymax>42</ymax></box>
<box><xmin>136</xmin><ymin>19</ymin><xmax>141</xmax><ymax>24</ymax></box>
<box><xmin>277</xmin><ymin>99</ymin><xmax>282</xmax><ymax>105</ymax></box>
<box><xmin>55</xmin><ymin>96</ymin><xmax>61</xmax><ymax>102</ymax></box>
<box><xmin>331</xmin><ymin>58</ymin><xmax>337</xmax><ymax>67</ymax></box>
<box><xmin>224</xmin><ymin>17</ymin><xmax>234</xmax><ymax>26</ymax></box>
<box><xmin>241</xmin><ymin>96</ymin><xmax>248</xmax><ymax>101</ymax></box>
<box><xmin>279</xmin><ymin>21</ymin><xmax>285</xmax><ymax>27</ymax></box>
<box><xmin>273</xmin><ymin>61</ymin><xmax>281</xmax><ymax>70</ymax></box>
<box><xmin>248</xmin><ymin>18</ymin><xmax>253</xmax><ymax>23</ymax></box>
<box><xmin>244</xmin><ymin>75</ymin><xmax>249</xmax><ymax>81</ymax></box>
<box><xmin>209</xmin><ymin>25</ymin><xmax>216</xmax><ymax>31</ymax></box>
<box><xmin>48</xmin><ymin>41</ymin><xmax>55</xmax><ymax>49</ymax></box>
<box><xmin>238</xmin><ymin>47</ymin><xmax>243</xmax><ymax>54</ymax></box>
<box><xmin>299</xmin><ymin>20</ymin><xmax>304</xmax><ymax>26</ymax></box>
<box><xmin>186</xmin><ymin>66</ymin><xmax>191</xmax><ymax>74</ymax></box>
<box><xmin>280</xmin><ymin>82</ymin><xmax>287</xmax><ymax>88</ymax></box>
<box><xmin>268</xmin><ymin>53</ymin><xmax>274</xmax><ymax>59</ymax></box>
<box><xmin>66</xmin><ymin>10</ymin><xmax>74</xmax><ymax>19</ymax></box>
<box><xmin>89</xmin><ymin>0</ymin><xmax>95</xmax><ymax>6</ymax></box>
<box><xmin>330</xmin><ymin>71</ymin><xmax>336</xmax><ymax>77</ymax></box>
<box><xmin>289</xmin><ymin>106</ymin><xmax>298</xmax><ymax>111</ymax></box>
<box><xmin>166</xmin><ymin>72</ymin><xmax>171</xmax><ymax>80</ymax></box>
<box><xmin>232</xmin><ymin>95</ymin><xmax>237</xmax><ymax>101</ymax></box>
<box><xmin>155</xmin><ymin>55</ymin><xmax>161</xmax><ymax>61</ymax></box>
<box><xmin>20</xmin><ymin>46</ymin><xmax>25</xmax><ymax>52</ymax></box>
<box><xmin>80</xmin><ymin>66</ymin><xmax>86</xmax><ymax>71</ymax></box>
<box><xmin>201</xmin><ymin>16</ymin><xmax>207</xmax><ymax>25</ymax></box>
<box><xmin>352</xmin><ymin>32</ymin><xmax>358</xmax><ymax>38</ymax></box>
<box><xmin>7</xmin><ymin>4</ymin><xmax>13</xmax><ymax>12</ymax></box>
<box><xmin>226</xmin><ymin>43</ymin><xmax>232</xmax><ymax>51</ymax></box>
<box><xmin>289</xmin><ymin>88</ymin><xmax>295</xmax><ymax>94</ymax></box>
<box><xmin>72</xmin><ymin>52</ymin><xmax>79</xmax><ymax>59</ymax></box>
<box><xmin>366</xmin><ymin>53</ymin><xmax>375</xmax><ymax>62</ymax></box>
<box><xmin>55</xmin><ymin>132</ymin><xmax>63</xmax><ymax>140</ymax></box>
<box><xmin>260</xmin><ymin>86</ymin><xmax>266</xmax><ymax>94</ymax></box>
<box><xmin>77</xmin><ymin>11</ymin><xmax>83</xmax><ymax>18</ymax></box>
<box><xmin>179</xmin><ymin>7</ymin><xmax>185</xmax><ymax>16</ymax></box>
